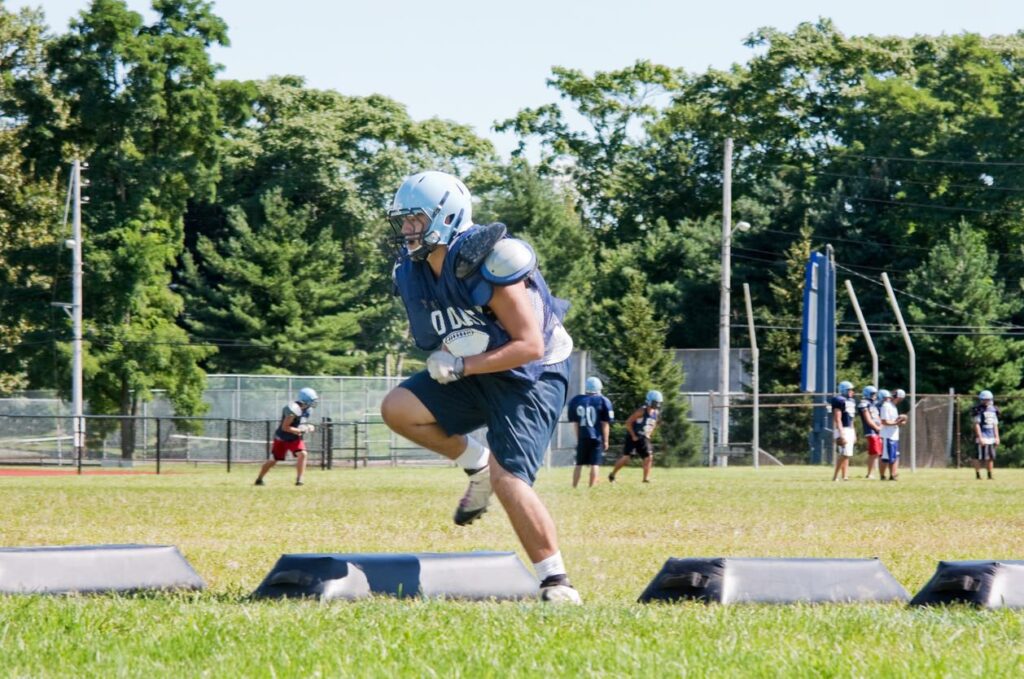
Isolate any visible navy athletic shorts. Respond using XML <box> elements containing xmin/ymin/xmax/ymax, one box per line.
<box><xmin>400</xmin><ymin>361</ymin><xmax>569</xmax><ymax>485</ymax></box>
<box><xmin>623</xmin><ymin>436</ymin><xmax>652</xmax><ymax>459</ymax></box>
<box><xmin>575</xmin><ymin>438</ymin><xmax>604</xmax><ymax>466</ymax></box>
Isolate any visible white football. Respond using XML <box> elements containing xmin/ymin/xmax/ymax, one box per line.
<box><xmin>443</xmin><ymin>328</ymin><xmax>490</xmax><ymax>357</ymax></box>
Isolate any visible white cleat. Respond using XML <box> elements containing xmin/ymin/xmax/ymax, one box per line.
<box><xmin>453</xmin><ymin>465</ymin><xmax>492</xmax><ymax>526</ymax></box>
<box><xmin>539</xmin><ymin>583</ymin><xmax>583</xmax><ymax>604</ymax></box>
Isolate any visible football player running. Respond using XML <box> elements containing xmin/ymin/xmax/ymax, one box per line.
<box><xmin>379</xmin><ymin>171</ymin><xmax>579</xmax><ymax>603</ymax></box>
<box><xmin>608</xmin><ymin>390</ymin><xmax>662</xmax><ymax>484</ymax></box>
<box><xmin>255</xmin><ymin>387</ymin><xmax>318</xmax><ymax>487</ymax></box>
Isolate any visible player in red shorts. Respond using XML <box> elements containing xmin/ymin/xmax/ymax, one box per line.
<box><xmin>857</xmin><ymin>386</ymin><xmax>883</xmax><ymax>479</ymax></box>
<box><xmin>254</xmin><ymin>387</ymin><xmax>318</xmax><ymax>487</ymax></box>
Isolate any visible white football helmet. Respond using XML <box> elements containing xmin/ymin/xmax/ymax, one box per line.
<box><xmin>387</xmin><ymin>171</ymin><xmax>472</xmax><ymax>261</ymax></box>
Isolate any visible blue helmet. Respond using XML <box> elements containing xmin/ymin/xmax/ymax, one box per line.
<box><xmin>979</xmin><ymin>390</ymin><xmax>994</xmax><ymax>402</ymax></box>
<box><xmin>297</xmin><ymin>387</ymin><xmax>318</xmax><ymax>407</ymax></box>
<box><xmin>862</xmin><ymin>385</ymin><xmax>877</xmax><ymax>399</ymax></box>
<box><xmin>387</xmin><ymin>171</ymin><xmax>472</xmax><ymax>261</ymax></box>
<box><xmin>585</xmin><ymin>376</ymin><xmax>603</xmax><ymax>394</ymax></box>
<box><xmin>877</xmin><ymin>389</ymin><xmax>891</xmax><ymax>401</ymax></box>
<box><xmin>838</xmin><ymin>381</ymin><xmax>854</xmax><ymax>395</ymax></box>
<box><xmin>646</xmin><ymin>390</ymin><xmax>663</xmax><ymax>407</ymax></box>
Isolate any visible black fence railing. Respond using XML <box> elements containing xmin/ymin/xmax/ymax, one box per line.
<box><xmin>0</xmin><ymin>414</ymin><xmax>580</xmax><ymax>473</ymax></box>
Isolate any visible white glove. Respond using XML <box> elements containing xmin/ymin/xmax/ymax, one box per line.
<box><xmin>427</xmin><ymin>351</ymin><xmax>465</xmax><ymax>384</ymax></box>
<box><xmin>298</xmin><ymin>423</ymin><xmax>315</xmax><ymax>434</ymax></box>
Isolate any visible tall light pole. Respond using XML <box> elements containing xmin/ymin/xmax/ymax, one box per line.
<box><xmin>716</xmin><ymin>137</ymin><xmax>749</xmax><ymax>463</ymax></box>
<box><xmin>71</xmin><ymin>159</ymin><xmax>85</xmax><ymax>468</ymax></box>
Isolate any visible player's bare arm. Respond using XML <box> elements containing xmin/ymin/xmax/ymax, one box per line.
<box><xmin>280</xmin><ymin>414</ymin><xmax>302</xmax><ymax>436</ymax></box>
<box><xmin>460</xmin><ymin>281</ymin><xmax>544</xmax><ymax>376</ymax></box>
<box><xmin>625</xmin><ymin>408</ymin><xmax>643</xmax><ymax>441</ymax></box>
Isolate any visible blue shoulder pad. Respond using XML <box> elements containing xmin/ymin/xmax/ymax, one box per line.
<box><xmin>482</xmin><ymin>238</ymin><xmax>536</xmax><ymax>285</ymax></box>
<box><xmin>455</xmin><ymin>223</ymin><xmax>507</xmax><ymax>279</ymax></box>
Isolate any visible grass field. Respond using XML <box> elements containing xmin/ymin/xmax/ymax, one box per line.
<box><xmin>2</xmin><ymin>464</ymin><xmax>1024</xmax><ymax>677</ymax></box>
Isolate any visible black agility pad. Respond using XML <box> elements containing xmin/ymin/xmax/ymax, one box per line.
<box><xmin>910</xmin><ymin>560</ymin><xmax>1024</xmax><ymax>608</ymax></box>
<box><xmin>638</xmin><ymin>557</ymin><xmax>909</xmax><ymax>604</ymax></box>
<box><xmin>0</xmin><ymin>544</ymin><xmax>205</xmax><ymax>594</ymax></box>
<box><xmin>252</xmin><ymin>551</ymin><xmax>538</xmax><ymax>601</ymax></box>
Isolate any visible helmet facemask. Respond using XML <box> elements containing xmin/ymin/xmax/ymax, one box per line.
<box><xmin>387</xmin><ymin>189</ymin><xmax>466</xmax><ymax>261</ymax></box>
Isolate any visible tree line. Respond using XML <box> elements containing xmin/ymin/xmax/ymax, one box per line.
<box><xmin>3</xmin><ymin>3</ymin><xmax>1024</xmax><ymax>463</ymax></box>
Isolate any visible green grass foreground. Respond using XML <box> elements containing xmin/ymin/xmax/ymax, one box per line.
<box><xmin>2</xmin><ymin>464</ymin><xmax>1023</xmax><ymax>677</ymax></box>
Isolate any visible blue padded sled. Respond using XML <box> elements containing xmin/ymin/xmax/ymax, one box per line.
<box><xmin>639</xmin><ymin>557</ymin><xmax>908</xmax><ymax>604</ymax></box>
<box><xmin>910</xmin><ymin>560</ymin><xmax>1024</xmax><ymax>608</ymax></box>
<box><xmin>252</xmin><ymin>551</ymin><xmax>538</xmax><ymax>601</ymax></box>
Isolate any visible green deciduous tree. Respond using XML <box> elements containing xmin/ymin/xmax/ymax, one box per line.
<box><xmin>15</xmin><ymin>0</ymin><xmax>230</xmax><ymax>455</ymax></box>
<box><xmin>205</xmin><ymin>75</ymin><xmax>495</xmax><ymax>374</ymax></box>
<box><xmin>474</xmin><ymin>160</ymin><xmax>597</xmax><ymax>335</ymax></box>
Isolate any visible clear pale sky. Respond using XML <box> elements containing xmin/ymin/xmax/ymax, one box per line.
<box><xmin>12</xmin><ymin>0</ymin><xmax>1024</xmax><ymax>157</ymax></box>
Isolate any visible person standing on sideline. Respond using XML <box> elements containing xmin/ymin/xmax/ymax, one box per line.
<box><xmin>857</xmin><ymin>385</ymin><xmax>882</xmax><ymax>479</ymax></box>
<box><xmin>608</xmin><ymin>390</ymin><xmax>662</xmax><ymax>484</ymax></box>
<box><xmin>568</xmin><ymin>376</ymin><xmax>614</xmax><ymax>488</ymax></box>
<box><xmin>972</xmin><ymin>389</ymin><xmax>1000</xmax><ymax>480</ymax></box>
<box><xmin>878</xmin><ymin>389</ymin><xmax>907</xmax><ymax>481</ymax></box>
<box><xmin>255</xmin><ymin>387</ymin><xmax>318</xmax><ymax>487</ymax></box>
<box><xmin>379</xmin><ymin>171</ymin><xmax>580</xmax><ymax>603</ymax></box>
<box><xmin>831</xmin><ymin>381</ymin><xmax>857</xmax><ymax>481</ymax></box>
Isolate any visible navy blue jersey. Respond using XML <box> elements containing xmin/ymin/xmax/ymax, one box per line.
<box><xmin>567</xmin><ymin>394</ymin><xmax>614</xmax><ymax>440</ymax></box>
<box><xmin>972</xmin><ymin>404</ymin><xmax>1000</xmax><ymax>441</ymax></box>
<box><xmin>393</xmin><ymin>224</ymin><xmax>573</xmax><ymax>383</ymax></box>
<box><xmin>856</xmin><ymin>398</ymin><xmax>881</xmax><ymax>436</ymax></box>
<box><xmin>831</xmin><ymin>395</ymin><xmax>855</xmax><ymax>428</ymax></box>
<box><xmin>275</xmin><ymin>402</ymin><xmax>310</xmax><ymax>441</ymax></box>
<box><xmin>632</xmin><ymin>407</ymin><xmax>659</xmax><ymax>439</ymax></box>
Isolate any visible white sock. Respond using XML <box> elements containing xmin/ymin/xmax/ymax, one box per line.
<box><xmin>456</xmin><ymin>436</ymin><xmax>490</xmax><ymax>471</ymax></box>
<box><xmin>533</xmin><ymin>551</ymin><xmax>566</xmax><ymax>581</ymax></box>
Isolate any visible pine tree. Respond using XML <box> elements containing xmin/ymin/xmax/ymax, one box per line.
<box><xmin>183</xmin><ymin>190</ymin><xmax>367</xmax><ymax>375</ymax></box>
<box><xmin>591</xmin><ymin>272</ymin><xmax>702</xmax><ymax>464</ymax></box>
<box><xmin>905</xmin><ymin>222</ymin><xmax>1024</xmax><ymax>464</ymax></box>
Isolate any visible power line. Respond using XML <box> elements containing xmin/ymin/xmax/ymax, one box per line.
<box><xmin>806</xmin><ymin>189</ymin><xmax>1024</xmax><ymax>217</ymax></box>
<box><xmin>731</xmin><ymin>323</ymin><xmax>1024</xmax><ymax>337</ymax></box>
<box><xmin>755</xmin><ymin>227</ymin><xmax>935</xmax><ymax>254</ymax></box>
<box><xmin>835</xmin><ymin>153</ymin><xmax>1024</xmax><ymax>168</ymax></box>
<box><xmin>763</xmin><ymin>164</ymin><xmax>1024</xmax><ymax>194</ymax></box>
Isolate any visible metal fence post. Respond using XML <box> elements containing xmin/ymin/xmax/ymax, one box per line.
<box><xmin>226</xmin><ymin>419</ymin><xmax>232</xmax><ymax>473</ymax></box>
<box><xmin>156</xmin><ymin>418</ymin><xmax>162</xmax><ymax>475</ymax></box>
<box><xmin>354</xmin><ymin>422</ymin><xmax>360</xmax><ymax>468</ymax></box>
<box><xmin>265</xmin><ymin>420</ymin><xmax>271</xmax><ymax>460</ymax></box>
<box><xmin>320</xmin><ymin>418</ymin><xmax>327</xmax><ymax>470</ymax></box>
<box><xmin>325</xmin><ymin>417</ymin><xmax>334</xmax><ymax>470</ymax></box>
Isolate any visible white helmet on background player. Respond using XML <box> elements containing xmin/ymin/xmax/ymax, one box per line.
<box><xmin>894</xmin><ymin>388</ymin><xmax>906</xmax><ymax>400</ymax></box>
<box><xmin>297</xmin><ymin>387</ymin><xmax>318</xmax><ymax>407</ymax></box>
<box><xmin>646</xmin><ymin>390</ymin><xmax>663</xmax><ymax>407</ymax></box>
<box><xmin>979</xmin><ymin>390</ymin><xmax>994</xmax><ymax>402</ymax></box>
<box><xmin>585</xmin><ymin>376</ymin><xmax>603</xmax><ymax>394</ymax></box>
<box><xmin>387</xmin><ymin>171</ymin><xmax>472</xmax><ymax>261</ymax></box>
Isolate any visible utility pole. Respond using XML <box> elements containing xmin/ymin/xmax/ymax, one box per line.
<box><xmin>718</xmin><ymin>138</ymin><xmax>733</xmax><ymax>462</ymax></box>
<box><xmin>743</xmin><ymin>283</ymin><xmax>759</xmax><ymax>469</ymax></box>
<box><xmin>70</xmin><ymin>160</ymin><xmax>85</xmax><ymax>468</ymax></box>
